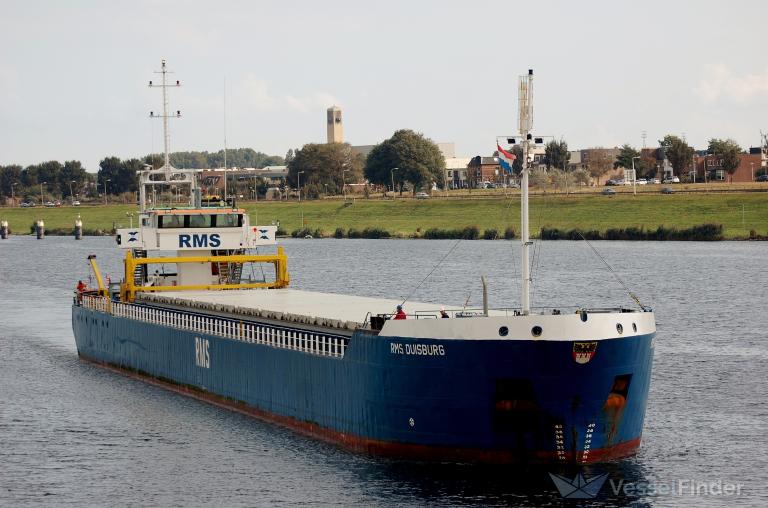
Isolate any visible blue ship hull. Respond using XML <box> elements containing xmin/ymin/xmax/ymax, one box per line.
<box><xmin>72</xmin><ymin>303</ymin><xmax>654</xmax><ymax>464</ymax></box>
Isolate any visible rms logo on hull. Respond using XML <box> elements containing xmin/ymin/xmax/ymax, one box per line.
<box><xmin>179</xmin><ymin>233</ymin><xmax>221</xmax><ymax>248</ymax></box>
<box><xmin>195</xmin><ymin>337</ymin><xmax>210</xmax><ymax>368</ymax></box>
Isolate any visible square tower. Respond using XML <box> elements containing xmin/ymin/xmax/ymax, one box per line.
<box><xmin>327</xmin><ymin>106</ymin><xmax>343</xmax><ymax>143</ymax></box>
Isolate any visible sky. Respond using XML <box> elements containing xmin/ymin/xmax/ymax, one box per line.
<box><xmin>1</xmin><ymin>0</ymin><xmax>766</xmax><ymax>172</ymax></box>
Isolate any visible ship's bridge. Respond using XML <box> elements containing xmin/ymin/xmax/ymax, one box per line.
<box><xmin>115</xmin><ymin>208</ymin><xmax>277</xmax><ymax>251</ymax></box>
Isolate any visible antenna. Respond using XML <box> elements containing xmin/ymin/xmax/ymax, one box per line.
<box><xmin>149</xmin><ymin>59</ymin><xmax>181</xmax><ymax>175</ymax></box>
<box><xmin>641</xmin><ymin>130</ymin><xmax>647</xmax><ymax>149</ymax></box>
<box><xmin>223</xmin><ymin>76</ymin><xmax>228</xmax><ymax>202</ymax></box>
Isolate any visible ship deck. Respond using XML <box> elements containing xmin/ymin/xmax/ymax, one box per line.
<box><xmin>140</xmin><ymin>289</ymin><xmax>475</xmax><ymax>326</ymax></box>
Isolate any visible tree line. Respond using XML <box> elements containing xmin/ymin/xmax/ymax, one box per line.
<box><xmin>0</xmin><ymin>148</ymin><xmax>284</xmax><ymax>200</ymax></box>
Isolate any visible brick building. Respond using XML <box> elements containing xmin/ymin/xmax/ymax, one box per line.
<box><xmin>691</xmin><ymin>153</ymin><xmax>763</xmax><ymax>183</ymax></box>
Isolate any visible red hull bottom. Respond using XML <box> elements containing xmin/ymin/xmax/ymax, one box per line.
<box><xmin>80</xmin><ymin>355</ymin><xmax>641</xmax><ymax>464</ymax></box>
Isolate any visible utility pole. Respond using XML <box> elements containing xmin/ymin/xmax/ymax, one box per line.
<box><xmin>390</xmin><ymin>167</ymin><xmax>398</xmax><ymax>198</ymax></box>
<box><xmin>103</xmin><ymin>179</ymin><xmax>110</xmax><ymax>205</ymax></box>
<box><xmin>69</xmin><ymin>180</ymin><xmax>76</xmax><ymax>204</ymax></box>
<box><xmin>40</xmin><ymin>181</ymin><xmax>46</xmax><ymax>205</ymax></box>
<box><xmin>11</xmin><ymin>182</ymin><xmax>17</xmax><ymax>205</ymax></box>
<box><xmin>298</xmin><ymin>171</ymin><xmax>304</xmax><ymax>202</ymax></box>
<box><xmin>632</xmin><ymin>156</ymin><xmax>640</xmax><ymax>196</ymax></box>
<box><xmin>343</xmin><ymin>169</ymin><xmax>349</xmax><ymax>201</ymax></box>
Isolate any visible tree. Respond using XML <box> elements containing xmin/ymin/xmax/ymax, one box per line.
<box><xmin>708</xmin><ymin>138</ymin><xmax>741</xmax><ymax>183</ymax></box>
<box><xmin>615</xmin><ymin>144</ymin><xmax>640</xmax><ymax>170</ymax></box>
<box><xmin>97</xmin><ymin>157</ymin><xmax>141</xmax><ymax>195</ymax></box>
<box><xmin>287</xmin><ymin>143</ymin><xmax>363</xmax><ymax>197</ymax></box>
<box><xmin>638</xmin><ymin>154</ymin><xmax>657</xmax><ymax>179</ymax></box>
<box><xmin>544</xmin><ymin>139</ymin><xmax>570</xmax><ymax>170</ymax></box>
<box><xmin>365</xmin><ymin>129</ymin><xmax>446</xmax><ymax>195</ymax></box>
<box><xmin>572</xmin><ymin>168</ymin><xmax>591</xmax><ymax>186</ymax></box>
<box><xmin>585</xmin><ymin>149</ymin><xmax>614</xmax><ymax>185</ymax></box>
<box><xmin>660</xmin><ymin>135</ymin><xmax>694</xmax><ymax>177</ymax></box>
<box><xmin>145</xmin><ymin>148</ymin><xmax>283</xmax><ymax>169</ymax></box>
<box><xmin>58</xmin><ymin>160</ymin><xmax>88</xmax><ymax>198</ymax></box>
<box><xmin>0</xmin><ymin>165</ymin><xmax>23</xmax><ymax>197</ymax></box>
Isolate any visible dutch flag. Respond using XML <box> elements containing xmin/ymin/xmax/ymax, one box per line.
<box><xmin>497</xmin><ymin>144</ymin><xmax>517</xmax><ymax>174</ymax></box>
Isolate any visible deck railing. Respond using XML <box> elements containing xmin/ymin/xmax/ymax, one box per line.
<box><xmin>80</xmin><ymin>295</ymin><xmax>348</xmax><ymax>358</ymax></box>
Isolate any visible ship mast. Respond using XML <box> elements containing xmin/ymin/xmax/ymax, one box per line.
<box><xmin>141</xmin><ymin>60</ymin><xmax>198</xmax><ymax>212</ymax></box>
<box><xmin>518</xmin><ymin>69</ymin><xmax>534</xmax><ymax>315</ymax></box>
<box><xmin>149</xmin><ymin>59</ymin><xmax>181</xmax><ymax>175</ymax></box>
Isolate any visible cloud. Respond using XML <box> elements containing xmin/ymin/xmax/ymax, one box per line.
<box><xmin>695</xmin><ymin>65</ymin><xmax>768</xmax><ymax>103</ymax></box>
<box><xmin>242</xmin><ymin>76</ymin><xmax>278</xmax><ymax>110</ymax></box>
<box><xmin>239</xmin><ymin>74</ymin><xmax>338</xmax><ymax>112</ymax></box>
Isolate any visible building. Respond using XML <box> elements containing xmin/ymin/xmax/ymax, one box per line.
<box><xmin>327</xmin><ymin>106</ymin><xmax>343</xmax><ymax>143</ymax></box>
<box><xmin>467</xmin><ymin>156</ymin><xmax>501</xmax><ymax>187</ymax></box>
<box><xmin>444</xmin><ymin>157</ymin><xmax>472</xmax><ymax>189</ymax></box>
<box><xmin>691</xmin><ymin>153</ymin><xmax>763</xmax><ymax>183</ymax></box>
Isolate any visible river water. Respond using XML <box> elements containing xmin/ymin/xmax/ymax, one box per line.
<box><xmin>1</xmin><ymin>236</ymin><xmax>766</xmax><ymax>507</ymax></box>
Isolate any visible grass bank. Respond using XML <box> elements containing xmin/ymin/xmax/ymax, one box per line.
<box><xmin>1</xmin><ymin>191</ymin><xmax>766</xmax><ymax>239</ymax></box>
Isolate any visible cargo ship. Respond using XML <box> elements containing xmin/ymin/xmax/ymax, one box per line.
<box><xmin>72</xmin><ymin>63</ymin><xmax>655</xmax><ymax>464</ymax></box>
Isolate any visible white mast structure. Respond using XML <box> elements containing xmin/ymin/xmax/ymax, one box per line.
<box><xmin>142</xmin><ymin>60</ymin><xmax>198</xmax><ymax>212</ymax></box>
<box><xmin>518</xmin><ymin>69</ymin><xmax>534</xmax><ymax>315</ymax></box>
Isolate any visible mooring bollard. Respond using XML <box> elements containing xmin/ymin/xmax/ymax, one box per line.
<box><xmin>1</xmin><ymin>220</ymin><xmax>8</xmax><ymax>239</ymax></box>
<box><xmin>36</xmin><ymin>219</ymin><xmax>45</xmax><ymax>239</ymax></box>
<box><xmin>74</xmin><ymin>216</ymin><xmax>83</xmax><ymax>240</ymax></box>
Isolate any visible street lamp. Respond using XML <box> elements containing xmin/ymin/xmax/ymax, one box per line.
<box><xmin>40</xmin><ymin>181</ymin><xmax>47</xmax><ymax>205</ymax></box>
<box><xmin>297</xmin><ymin>171</ymin><xmax>305</xmax><ymax>202</ymax></box>
<box><xmin>103</xmin><ymin>179</ymin><xmax>111</xmax><ymax>206</ymax></box>
<box><xmin>631</xmin><ymin>156</ymin><xmax>640</xmax><ymax>196</ymax></box>
<box><xmin>69</xmin><ymin>180</ymin><xmax>76</xmax><ymax>204</ymax></box>
<box><xmin>11</xmin><ymin>182</ymin><xmax>17</xmax><ymax>206</ymax></box>
<box><xmin>390</xmin><ymin>167</ymin><xmax>398</xmax><ymax>198</ymax></box>
<box><xmin>343</xmin><ymin>169</ymin><xmax>350</xmax><ymax>201</ymax></box>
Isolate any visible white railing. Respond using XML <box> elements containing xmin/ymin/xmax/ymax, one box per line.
<box><xmin>80</xmin><ymin>295</ymin><xmax>348</xmax><ymax>358</ymax></box>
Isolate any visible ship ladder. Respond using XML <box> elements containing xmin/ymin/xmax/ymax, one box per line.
<box><xmin>227</xmin><ymin>249</ymin><xmax>245</xmax><ymax>283</ymax></box>
<box><xmin>132</xmin><ymin>249</ymin><xmax>147</xmax><ymax>286</ymax></box>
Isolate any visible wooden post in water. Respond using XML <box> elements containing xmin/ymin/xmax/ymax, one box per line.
<box><xmin>36</xmin><ymin>219</ymin><xmax>45</xmax><ymax>239</ymax></box>
<box><xmin>74</xmin><ymin>216</ymin><xmax>83</xmax><ymax>240</ymax></box>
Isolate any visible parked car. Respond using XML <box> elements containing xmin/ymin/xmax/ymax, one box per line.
<box><xmin>648</xmin><ymin>178</ymin><xmax>661</xmax><ymax>184</ymax></box>
<box><xmin>661</xmin><ymin>187</ymin><xmax>675</xmax><ymax>194</ymax></box>
<box><xmin>636</xmin><ymin>178</ymin><xmax>648</xmax><ymax>185</ymax></box>
<box><xmin>605</xmin><ymin>179</ymin><xmax>619</xmax><ymax>186</ymax></box>
<box><xmin>662</xmin><ymin>176</ymin><xmax>680</xmax><ymax>184</ymax></box>
<box><xmin>602</xmin><ymin>188</ymin><xmax>616</xmax><ymax>196</ymax></box>
<box><xmin>44</xmin><ymin>201</ymin><xmax>56</xmax><ymax>207</ymax></box>
<box><xmin>72</xmin><ymin>200</ymin><xmax>81</xmax><ymax>206</ymax></box>
<box><xmin>415</xmin><ymin>192</ymin><xmax>430</xmax><ymax>199</ymax></box>
<box><xmin>756</xmin><ymin>174</ymin><xmax>768</xmax><ymax>182</ymax></box>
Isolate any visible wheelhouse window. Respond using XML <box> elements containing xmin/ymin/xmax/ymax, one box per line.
<box><xmin>189</xmin><ymin>214</ymin><xmax>213</xmax><ymax>228</ymax></box>
<box><xmin>158</xmin><ymin>215</ymin><xmax>185</xmax><ymax>228</ymax></box>
<box><xmin>215</xmin><ymin>213</ymin><xmax>242</xmax><ymax>228</ymax></box>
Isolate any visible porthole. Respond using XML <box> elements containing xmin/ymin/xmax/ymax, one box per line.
<box><xmin>531</xmin><ymin>326</ymin><xmax>542</xmax><ymax>337</ymax></box>
<box><xmin>632</xmin><ymin>323</ymin><xmax>637</xmax><ymax>333</ymax></box>
<box><xmin>616</xmin><ymin>323</ymin><xmax>624</xmax><ymax>334</ymax></box>
<box><xmin>579</xmin><ymin>310</ymin><xmax>588</xmax><ymax>322</ymax></box>
<box><xmin>499</xmin><ymin>326</ymin><xmax>509</xmax><ymax>337</ymax></box>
